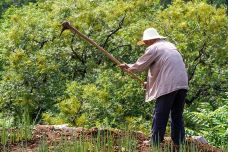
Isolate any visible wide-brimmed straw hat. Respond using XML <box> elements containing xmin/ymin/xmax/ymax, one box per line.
<box><xmin>137</xmin><ymin>28</ymin><xmax>166</xmax><ymax>45</ymax></box>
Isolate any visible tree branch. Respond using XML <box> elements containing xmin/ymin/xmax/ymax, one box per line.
<box><xmin>96</xmin><ymin>15</ymin><xmax>126</xmax><ymax>65</ymax></box>
<box><xmin>101</xmin><ymin>14</ymin><xmax>126</xmax><ymax>48</ymax></box>
<box><xmin>110</xmin><ymin>44</ymin><xmax>132</xmax><ymax>53</ymax></box>
<box><xmin>188</xmin><ymin>42</ymin><xmax>207</xmax><ymax>82</ymax></box>
<box><xmin>33</xmin><ymin>35</ymin><xmax>57</xmax><ymax>49</ymax></box>
<box><xmin>186</xmin><ymin>86</ymin><xmax>209</xmax><ymax>105</ymax></box>
<box><xmin>70</xmin><ymin>35</ymin><xmax>84</xmax><ymax>63</ymax></box>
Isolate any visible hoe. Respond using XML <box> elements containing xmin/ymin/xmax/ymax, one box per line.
<box><xmin>60</xmin><ymin>21</ymin><xmax>144</xmax><ymax>85</ymax></box>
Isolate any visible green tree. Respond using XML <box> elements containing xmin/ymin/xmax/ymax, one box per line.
<box><xmin>0</xmin><ymin>0</ymin><xmax>159</xmax><ymax>125</ymax></box>
<box><xmin>0</xmin><ymin>0</ymin><xmax>37</xmax><ymax>17</ymax></box>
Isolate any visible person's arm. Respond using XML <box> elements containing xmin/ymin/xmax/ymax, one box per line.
<box><xmin>127</xmin><ymin>46</ymin><xmax>158</xmax><ymax>73</ymax></box>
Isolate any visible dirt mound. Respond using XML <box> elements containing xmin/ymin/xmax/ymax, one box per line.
<box><xmin>1</xmin><ymin>125</ymin><xmax>224</xmax><ymax>152</ymax></box>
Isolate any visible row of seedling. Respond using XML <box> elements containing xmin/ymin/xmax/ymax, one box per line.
<box><xmin>0</xmin><ymin>127</ymin><xmax>204</xmax><ymax>152</ymax></box>
<box><xmin>36</xmin><ymin>133</ymin><xmax>202</xmax><ymax>152</ymax></box>
<box><xmin>1</xmin><ymin>120</ymin><xmax>227</xmax><ymax>152</ymax></box>
<box><xmin>37</xmin><ymin>130</ymin><xmax>137</xmax><ymax>152</ymax></box>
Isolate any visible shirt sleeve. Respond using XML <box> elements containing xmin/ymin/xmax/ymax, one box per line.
<box><xmin>127</xmin><ymin>46</ymin><xmax>158</xmax><ymax>73</ymax></box>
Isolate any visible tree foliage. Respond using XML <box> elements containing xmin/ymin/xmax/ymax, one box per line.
<box><xmin>0</xmin><ymin>0</ymin><xmax>227</xmax><ymax>146</ymax></box>
<box><xmin>0</xmin><ymin>0</ymin><xmax>37</xmax><ymax>17</ymax></box>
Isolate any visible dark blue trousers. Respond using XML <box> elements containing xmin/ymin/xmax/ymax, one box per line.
<box><xmin>151</xmin><ymin>89</ymin><xmax>187</xmax><ymax>145</ymax></box>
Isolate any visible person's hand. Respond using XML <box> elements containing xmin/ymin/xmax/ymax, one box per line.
<box><xmin>118</xmin><ymin>63</ymin><xmax>129</xmax><ymax>72</ymax></box>
<box><xmin>143</xmin><ymin>82</ymin><xmax>147</xmax><ymax>90</ymax></box>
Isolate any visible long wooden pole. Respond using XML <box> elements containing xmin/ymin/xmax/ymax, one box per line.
<box><xmin>61</xmin><ymin>21</ymin><xmax>144</xmax><ymax>85</ymax></box>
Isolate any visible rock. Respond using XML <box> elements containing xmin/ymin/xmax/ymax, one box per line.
<box><xmin>53</xmin><ymin>124</ymin><xmax>68</xmax><ymax>129</ymax></box>
<box><xmin>121</xmin><ymin>147</ymin><xmax>126</xmax><ymax>152</ymax></box>
<box><xmin>191</xmin><ymin>136</ymin><xmax>208</xmax><ymax>144</ymax></box>
<box><xmin>143</xmin><ymin>140</ymin><xmax>151</xmax><ymax>145</ymax></box>
<box><xmin>73</xmin><ymin>127</ymin><xmax>84</xmax><ymax>132</ymax></box>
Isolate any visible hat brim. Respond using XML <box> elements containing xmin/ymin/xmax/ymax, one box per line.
<box><xmin>137</xmin><ymin>36</ymin><xmax>166</xmax><ymax>45</ymax></box>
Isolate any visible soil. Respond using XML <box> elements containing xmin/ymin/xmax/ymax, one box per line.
<box><xmin>0</xmin><ymin>125</ymin><xmax>225</xmax><ymax>152</ymax></box>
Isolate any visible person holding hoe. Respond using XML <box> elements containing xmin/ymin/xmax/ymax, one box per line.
<box><xmin>119</xmin><ymin>28</ymin><xmax>188</xmax><ymax>146</ymax></box>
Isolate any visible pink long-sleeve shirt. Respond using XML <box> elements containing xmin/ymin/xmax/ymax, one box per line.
<box><xmin>128</xmin><ymin>40</ymin><xmax>188</xmax><ymax>102</ymax></box>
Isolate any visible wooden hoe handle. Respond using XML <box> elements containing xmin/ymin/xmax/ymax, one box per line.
<box><xmin>61</xmin><ymin>21</ymin><xmax>144</xmax><ymax>85</ymax></box>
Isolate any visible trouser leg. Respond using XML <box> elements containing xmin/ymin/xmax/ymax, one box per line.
<box><xmin>151</xmin><ymin>91</ymin><xmax>177</xmax><ymax>144</ymax></box>
<box><xmin>171</xmin><ymin>89</ymin><xmax>187</xmax><ymax>145</ymax></box>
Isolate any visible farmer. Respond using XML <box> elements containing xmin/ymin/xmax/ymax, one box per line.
<box><xmin>119</xmin><ymin>28</ymin><xmax>188</xmax><ymax>145</ymax></box>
